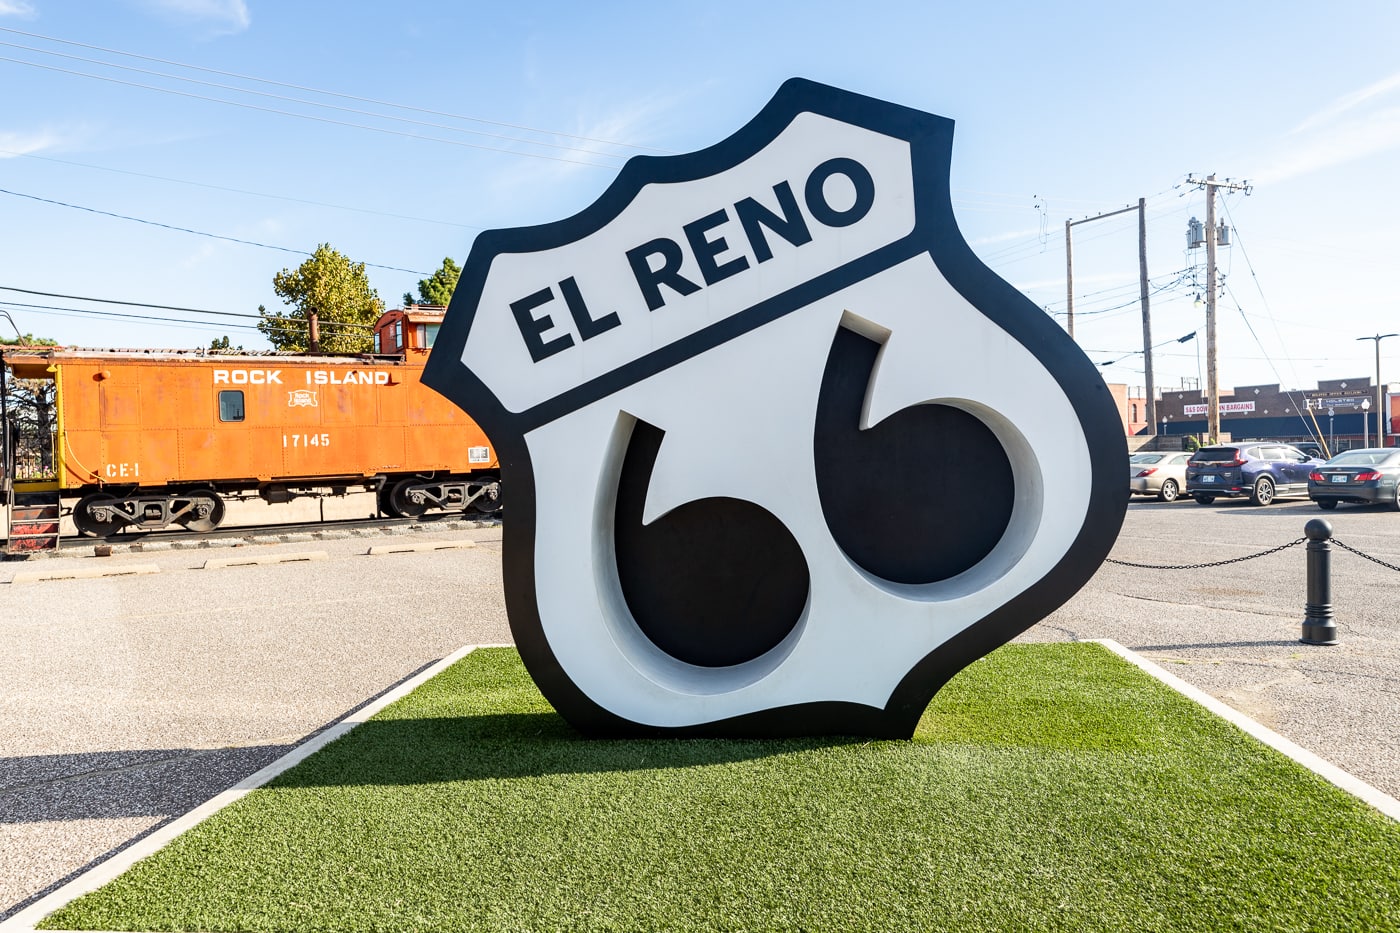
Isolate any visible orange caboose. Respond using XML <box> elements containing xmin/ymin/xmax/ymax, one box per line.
<box><xmin>1</xmin><ymin>338</ymin><xmax>499</xmax><ymax>538</ymax></box>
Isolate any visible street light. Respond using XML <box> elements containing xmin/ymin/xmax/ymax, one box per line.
<box><xmin>1357</xmin><ymin>334</ymin><xmax>1398</xmax><ymax>447</ymax></box>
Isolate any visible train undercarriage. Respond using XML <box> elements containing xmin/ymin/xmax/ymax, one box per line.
<box><xmin>68</xmin><ymin>473</ymin><xmax>502</xmax><ymax>538</ymax></box>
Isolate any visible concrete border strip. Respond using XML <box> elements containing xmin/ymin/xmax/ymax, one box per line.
<box><xmin>7</xmin><ymin>564</ymin><xmax>160</xmax><ymax>584</ymax></box>
<box><xmin>200</xmin><ymin>550</ymin><xmax>329</xmax><ymax>569</ymax></box>
<box><xmin>1093</xmin><ymin>638</ymin><xmax>1400</xmax><ymax>822</ymax></box>
<box><xmin>0</xmin><ymin>644</ymin><xmax>506</xmax><ymax>933</ymax></box>
<box><xmin>366</xmin><ymin>540</ymin><xmax>478</xmax><ymax>555</ymax></box>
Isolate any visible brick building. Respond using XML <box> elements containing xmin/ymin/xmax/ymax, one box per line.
<box><xmin>1150</xmin><ymin>377</ymin><xmax>1399</xmax><ymax>448</ymax></box>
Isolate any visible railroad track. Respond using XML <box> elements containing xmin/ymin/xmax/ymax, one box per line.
<box><xmin>48</xmin><ymin>511</ymin><xmax>502</xmax><ymax>556</ymax></box>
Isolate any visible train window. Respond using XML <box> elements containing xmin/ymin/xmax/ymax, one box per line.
<box><xmin>394</xmin><ymin>321</ymin><xmax>403</xmax><ymax>349</ymax></box>
<box><xmin>219</xmin><ymin>390</ymin><xmax>245</xmax><ymax>422</ymax></box>
<box><xmin>424</xmin><ymin>323</ymin><xmax>439</xmax><ymax>347</ymax></box>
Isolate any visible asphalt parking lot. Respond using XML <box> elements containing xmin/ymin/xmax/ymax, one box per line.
<box><xmin>2</xmin><ymin>498</ymin><xmax>1397</xmax><ymax>920</ymax></box>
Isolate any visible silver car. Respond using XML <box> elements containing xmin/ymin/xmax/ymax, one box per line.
<box><xmin>1129</xmin><ymin>451</ymin><xmax>1192</xmax><ymax>502</ymax></box>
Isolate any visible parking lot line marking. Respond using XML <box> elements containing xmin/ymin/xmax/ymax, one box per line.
<box><xmin>1093</xmin><ymin>638</ymin><xmax>1400</xmax><ymax>822</ymax></box>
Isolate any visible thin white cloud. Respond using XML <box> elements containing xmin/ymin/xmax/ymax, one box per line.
<box><xmin>1292</xmin><ymin>72</ymin><xmax>1400</xmax><ymax>134</ymax></box>
<box><xmin>0</xmin><ymin>0</ymin><xmax>37</xmax><ymax>18</ymax></box>
<box><xmin>1255</xmin><ymin>106</ymin><xmax>1400</xmax><ymax>185</ymax></box>
<box><xmin>968</xmin><ymin>227</ymin><xmax>1041</xmax><ymax>246</ymax></box>
<box><xmin>0</xmin><ymin>127</ymin><xmax>82</xmax><ymax>157</ymax></box>
<box><xmin>482</xmin><ymin>91</ymin><xmax>680</xmax><ymax>211</ymax></box>
<box><xmin>137</xmin><ymin>0</ymin><xmax>250</xmax><ymax>35</ymax></box>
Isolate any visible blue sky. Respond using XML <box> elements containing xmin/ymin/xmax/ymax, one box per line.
<box><xmin>2</xmin><ymin>1</ymin><xmax>1399</xmax><ymax>400</ymax></box>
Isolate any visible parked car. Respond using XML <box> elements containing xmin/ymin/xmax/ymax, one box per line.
<box><xmin>1307</xmin><ymin>448</ymin><xmax>1400</xmax><ymax>511</ymax></box>
<box><xmin>1184</xmin><ymin>443</ymin><xmax>1324</xmax><ymax>506</ymax></box>
<box><xmin>1129</xmin><ymin>451</ymin><xmax>1192</xmax><ymax>502</ymax></box>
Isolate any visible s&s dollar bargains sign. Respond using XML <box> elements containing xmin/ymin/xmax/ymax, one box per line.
<box><xmin>423</xmin><ymin>79</ymin><xmax>1127</xmax><ymax>738</ymax></box>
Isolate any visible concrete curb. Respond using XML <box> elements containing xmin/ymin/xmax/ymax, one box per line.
<box><xmin>200</xmin><ymin>551</ymin><xmax>328</xmax><ymax>569</ymax></box>
<box><xmin>366</xmin><ymin>540</ymin><xmax>478</xmax><ymax>555</ymax></box>
<box><xmin>0</xmin><ymin>644</ymin><xmax>495</xmax><ymax>933</ymax></box>
<box><xmin>1093</xmin><ymin>638</ymin><xmax>1400</xmax><ymax>822</ymax></box>
<box><xmin>7</xmin><ymin>564</ymin><xmax>160</xmax><ymax>584</ymax></box>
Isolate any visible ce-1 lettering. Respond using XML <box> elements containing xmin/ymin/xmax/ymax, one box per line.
<box><xmin>104</xmin><ymin>462</ymin><xmax>140</xmax><ymax>478</ymax></box>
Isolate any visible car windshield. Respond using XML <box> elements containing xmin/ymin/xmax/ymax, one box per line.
<box><xmin>1190</xmin><ymin>447</ymin><xmax>1239</xmax><ymax>463</ymax></box>
<box><xmin>1131</xmin><ymin>453</ymin><xmax>1164</xmax><ymax>464</ymax></box>
<box><xmin>1326</xmin><ymin>450</ymin><xmax>1393</xmax><ymax>466</ymax></box>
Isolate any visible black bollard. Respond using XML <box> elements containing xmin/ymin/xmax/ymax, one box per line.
<box><xmin>1300</xmin><ymin>518</ymin><xmax>1338</xmax><ymax>646</ymax></box>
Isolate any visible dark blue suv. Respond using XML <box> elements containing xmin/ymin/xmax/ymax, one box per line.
<box><xmin>1185</xmin><ymin>443</ymin><xmax>1324</xmax><ymax>506</ymax></box>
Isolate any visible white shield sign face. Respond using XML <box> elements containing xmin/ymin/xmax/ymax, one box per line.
<box><xmin>424</xmin><ymin>79</ymin><xmax>1126</xmax><ymax>738</ymax></box>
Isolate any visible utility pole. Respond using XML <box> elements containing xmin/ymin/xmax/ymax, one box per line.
<box><xmin>1064</xmin><ymin>218</ymin><xmax>1074</xmax><ymax>339</ymax></box>
<box><xmin>1137</xmin><ymin>197</ymin><xmax>1155</xmax><ymax>429</ymax></box>
<box><xmin>1186</xmin><ymin>175</ymin><xmax>1251</xmax><ymax>443</ymax></box>
<box><xmin>1064</xmin><ymin>201</ymin><xmax>1155</xmax><ymax>426</ymax></box>
<box><xmin>1357</xmin><ymin>333</ymin><xmax>1398</xmax><ymax>447</ymax></box>
<box><xmin>308</xmin><ymin>308</ymin><xmax>321</xmax><ymax>354</ymax></box>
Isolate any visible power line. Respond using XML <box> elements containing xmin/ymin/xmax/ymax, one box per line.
<box><xmin>1</xmin><ymin>299</ymin><xmax>265</xmax><ymax>332</ymax></box>
<box><xmin>0</xmin><ymin>187</ymin><xmax>432</xmax><ymax>275</ymax></box>
<box><xmin>0</xmin><ymin>285</ymin><xmax>261</xmax><ymax>318</ymax></box>
<box><xmin>0</xmin><ymin>287</ymin><xmax>380</xmax><ymax>334</ymax></box>
<box><xmin>0</xmin><ymin>147</ymin><xmax>485</xmax><ymax>230</ymax></box>
<box><xmin>2</xmin><ymin>299</ymin><xmax>374</xmax><ymax>335</ymax></box>
<box><xmin>0</xmin><ymin>25</ymin><xmax>669</xmax><ymax>155</ymax></box>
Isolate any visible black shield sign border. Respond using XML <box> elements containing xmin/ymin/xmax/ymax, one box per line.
<box><xmin>423</xmin><ymin>77</ymin><xmax>1127</xmax><ymax>738</ymax></box>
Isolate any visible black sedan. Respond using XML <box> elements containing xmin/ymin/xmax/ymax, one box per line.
<box><xmin>1308</xmin><ymin>448</ymin><xmax>1400</xmax><ymax>511</ymax></box>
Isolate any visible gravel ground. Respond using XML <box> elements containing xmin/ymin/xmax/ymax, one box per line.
<box><xmin>2</xmin><ymin>499</ymin><xmax>1397</xmax><ymax>920</ymax></box>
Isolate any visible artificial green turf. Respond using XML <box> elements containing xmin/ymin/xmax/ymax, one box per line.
<box><xmin>43</xmin><ymin>644</ymin><xmax>1400</xmax><ymax>932</ymax></box>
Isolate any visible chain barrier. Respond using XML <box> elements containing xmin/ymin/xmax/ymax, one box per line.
<box><xmin>1104</xmin><ymin>537</ymin><xmax>1305</xmax><ymax>571</ymax></box>
<box><xmin>1105</xmin><ymin>534</ymin><xmax>1400</xmax><ymax>574</ymax></box>
<box><xmin>1331</xmin><ymin>538</ymin><xmax>1400</xmax><ymax>574</ymax></box>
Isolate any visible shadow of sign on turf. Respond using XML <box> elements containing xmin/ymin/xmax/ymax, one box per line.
<box><xmin>259</xmin><ymin>715</ymin><xmax>854</xmax><ymax>786</ymax></box>
<box><xmin>423</xmin><ymin>78</ymin><xmax>1126</xmax><ymax>739</ymax></box>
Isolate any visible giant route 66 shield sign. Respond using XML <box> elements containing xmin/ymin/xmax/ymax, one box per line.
<box><xmin>423</xmin><ymin>78</ymin><xmax>1127</xmax><ymax>738</ymax></box>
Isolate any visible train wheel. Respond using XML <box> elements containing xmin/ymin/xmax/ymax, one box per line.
<box><xmin>74</xmin><ymin>493</ymin><xmax>127</xmax><ymax>538</ymax></box>
<box><xmin>472</xmin><ymin>479</ymin><xmax>503</xmax><ymax>515</ymax></box>
<box><xmin>178</xmin><ymin>490</ymin><xmax>226</xmax><ymax>533</ymax></box>
<box><xmin>389</xmin><ymin>478</ymin><xmax>430</xmax><ymax>519</ymax></box>
<box><xmin>377</xmin><ymin>482</ymin><xmax>402</xmax><ymax>518</ymax></box>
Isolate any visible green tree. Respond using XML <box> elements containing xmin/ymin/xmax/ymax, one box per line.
<box><xmin>1</xmin><ymin>334</ymin><xmax>59</xmax><ymax>478</ymax></box>
<box><xmin>402</xmin><ymin>256</ymin><xmax>461</xmax><ymax>308</ymax></box>
<box><xmin>208</xmin><ymin>335</ymin><xmax>242</xmax><ymax>351</ymax></box>
<box><xmin>258</xmin><ymin>244</ymin><xmax>384</xmax><ymax>353</ymax></box>
<box><xmin>0</xmin><ymin>333</ymin><xmax>58</xmax><ymax>347</ymax></box>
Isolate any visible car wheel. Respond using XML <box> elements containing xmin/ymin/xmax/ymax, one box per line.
<box><xmin>1317</xmin><ymin>499</ymin><xmax>1338</xmax><ymax>511</ymax></box>
<box><xmin>1158</xmin><ymin>479</ymin><xmax>1179</xmax><ymax>503</ymax></box>
<box><xmin>1250</xmin><ymin>476</ymin><xmax>1275</xmax><ymax>506</ymax></box>
<box><xmin>1194</xmin><ymin>494</ymin><xmax>1215</xmax><ymax>505</ymax></box>
<box><xmin>1392</xmin><ymin>486</ymin><xmax>1400</xmax><ymax>514</ymax></box>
